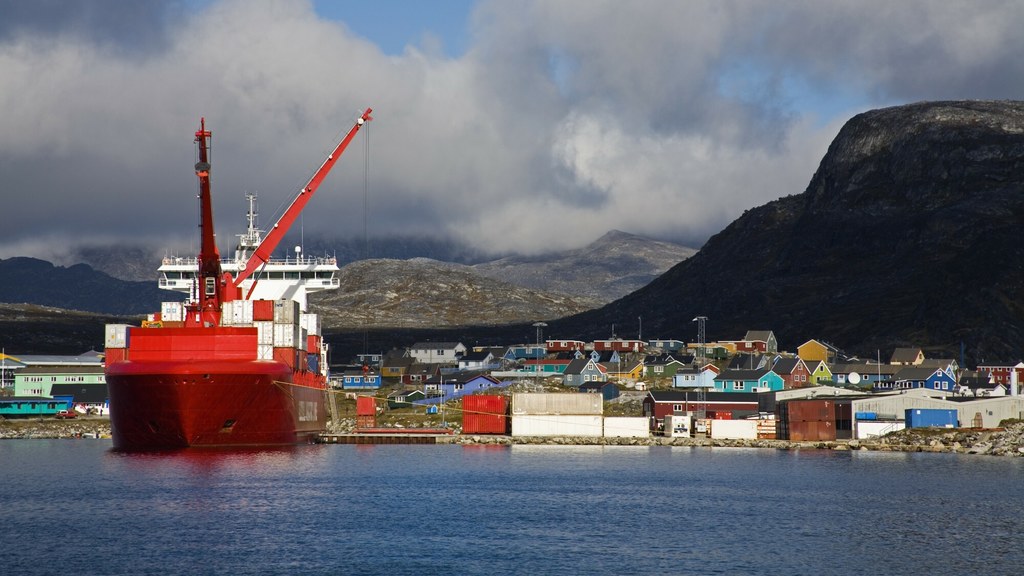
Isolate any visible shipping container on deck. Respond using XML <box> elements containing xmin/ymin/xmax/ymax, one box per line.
<box><xmin>105</xmin><ymin>324</ymin><xmax>131</xmax><ymax>349</ymax></box>
<box><xmin>905</xmin><ymin>408</ymin><xmax>958</xmax><ymax>429</ymax></box>
<box><xmin>511</xmin><ymin>414</ymin><xmax>603</xmax><ymax>437</ymax></box>
<box><xmin>706</xmin><ymin>410</ymin><xmax>733</xmax><ymax>420</ymax></box>
<box><xmin>511</xmin><ymin>393</ymin><xmax>603</xmax><ymax>416</ymax></box>
<box><xmin>462</xmin><ymin>395</ymin><xmax>509</xmax><ymax>434</ymax></box>
<box><xmin>274</xmin><ymin>299</ymin><xmax>300</xmax><ymax>324</ymax></box>
<box><xmin>603</xmin><ymin>417</ymin><xmax>649</xmax><ymax>438</ymax></box>
<box><xmin>253</xmin><ymin>299</ymin><xmax>275</xmax><ymax>321</ymax></box>
<box><xmin>356</xmin><ymin>396</ymin><xmax>377</xmax><ymax>416</ymax></box>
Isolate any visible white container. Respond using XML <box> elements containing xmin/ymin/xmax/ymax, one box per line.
<box><xmin>274</xmin><ymin>300</ymin><xmax>300</xmax><ymax>324</ymax></box>
<box><xmin>104</xmin><ymin>324</ymin><xmax>131</xmax><ymax>349</ymax></box>
<box><xmin>161</xmin><ymin>301</ymin><xmax>184</xmax><ymax>322</ymax></box>
<box><xmin>255</xmin><ymin>321</ymin><xmax>274</xmax><ymax>345</ymax></box>
<box><xmin>239</xmin><ymin>299</ymin><xmax>254</xmax><ymax>325</ymax></box>
<box><xmin>511</xmin><ymin>414</ymin><xmax>603</xmax><ymax>437</ymax></box>
<box><xmin>709</xmin><ymin>419</ymin><xmax>758</xmax><ymax>440</ymax></box>
<box><xmin>273</xmin><ymin>323</ymin><xmax>302</xmax><ymax>348</ymax></box>
<box><xmin>511</xmin><ymin>393</ymin><xmax>603</xmax><ymax>416</ymax></box>
<box><xmin>603</xmin><ymin>417</ymin><xmax>650</xmax><ymax>438</ymax></box>
<box><xmin>300</xmin><ymin>313</ymin><xmax>320</xmax><ymax>336</ymax></box>
<box><xmin>219</xmin><ymin>300</ymin><xmax>235</xmax><ymax>326</ymax></box>
<box><xmin>257</xmin><ymin>344</ymin><xmax>274</xmax><ymax>361</ymax></box>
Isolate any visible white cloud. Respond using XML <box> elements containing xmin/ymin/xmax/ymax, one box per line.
<box><xmin>1</xmin><ymin>0</ymin><xmax>1023</xmax><ymax>261</ymax></box>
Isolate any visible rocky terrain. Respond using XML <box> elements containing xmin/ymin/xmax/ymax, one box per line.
<box><xmin>310</xmin><ymin>258</ymin><xmax>601</xmax><ymax>328</ymax></box>
<box><xmin>551</xmin><ymin>101</ymin><xmax>1024</xmax><ymax>365</ymax></box>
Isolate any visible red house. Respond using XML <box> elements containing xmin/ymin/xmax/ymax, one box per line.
<box><xmin>976</xmin><ymin>362</ymin><xmax>1024</xmax><ymax>386</ymax></box>
<box><xmin>593</xmin><ymin>339</ymin><xmax>645</xmax><ymax>353</ymax></box>
<box><xmin>642</xmin><ymin>390</ymin><xmax>760</xmax><ymax>429</ymax></box>
<box><xmin>546</xmin><ymin>339</ymin><xmax>586</xmax><ymax>353</ymax></box>
<box><xmin>772</xmin><ymin>357</ymin><xmax>812</xmax><ymax>389</ymax></box>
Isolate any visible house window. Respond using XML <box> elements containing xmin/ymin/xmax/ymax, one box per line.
<box><xmin>673</xmin><ymin>404</ymin><xmax>683</xmax><ymax>411</ymax></box>
<box><xmin>655</xmin><ymin>366</ymin><xmax>664</xmax><ymax>374</ymax></box>
<box><xmin>734</xmin><ymin>382</ymin><xmax>745</xmax><ymax>390</ymax></box>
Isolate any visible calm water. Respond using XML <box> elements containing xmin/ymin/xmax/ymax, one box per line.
<box><xmin>2</xmin><ymin>440</ymin><xmax>1022</xmax><ymax>575</ymax></box>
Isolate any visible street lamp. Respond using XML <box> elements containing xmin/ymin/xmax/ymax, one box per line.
<box><xmin>533</xmin><ymin>321</ymin><xmax>547</xmax><ymax>387</ymax></box>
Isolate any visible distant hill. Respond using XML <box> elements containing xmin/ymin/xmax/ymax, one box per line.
<box><xmin>0</xmin><ymin>257</ymin><xmax>181</xmax><ymax>315</ymax></box>
<box><xmin>471</xmin><ymin>230</ymin><xmax>696</xmax><ymax>303</ymax></box>
<box><xmin>545</xmin><ymin>101</ymin><xmax>1024</xmax><ymax>364</ymax></box>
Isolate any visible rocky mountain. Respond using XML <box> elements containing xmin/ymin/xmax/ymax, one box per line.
<box><xmin>471</xmin><ymin>230</ymin><xmax>696</xmax><ymax>303</ymax></box>
<box><xmin>309</xmin><ymin>258</ymin><xmax>600</xmax><ymax>329</ymax></box>
<box><xmin>546</xmin><ymin>101</ymin><xmax>1024</xmax><ymax>364</ymax></box>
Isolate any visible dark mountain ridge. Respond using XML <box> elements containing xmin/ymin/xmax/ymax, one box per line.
<box><xmin>0</xmin><ymin>257</ymin><xmax>182</xmax><ymax>315</ymax></box>
<box><xmin>545</xmin><ymin>101</ymin><xmax>1024</xmax><ymax>364</ymax></box>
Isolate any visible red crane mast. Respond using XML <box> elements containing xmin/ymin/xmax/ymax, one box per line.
<box><xmin>233</xmin><ymin>108</ymin><xmax>373</xmax><ymax>289</ymax></box>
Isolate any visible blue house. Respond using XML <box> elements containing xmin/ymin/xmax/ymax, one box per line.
<box><xmin>416</xmin><ymin>374</ymin><xmax>509</xmax><ymax>405</ymax></box>
<box><xmin>341</xmin><ymin>371</ymin><xmax>382</xmax><ymax>390</ymax></box>
<box><xmin>713</xmin><ymin>368</ymin><xmax>784</xmax><ymax>393</ymax></box>
<box><xmin>506</xmin><ymin>344</ymin><xmax>547</xmax><ymax>361</ymax></box>
<box><xmin>589</xmin><ymin>350</ymin><xmax>620</xmax><ymax>364</ymax></box>
<box><xmin>562</xmin><ymin>358</ymin><xmax>607</xmax><ymax>387</ymax></box>
<box><xmin>875</xmin><ymin>366</ymin><xmax>957</xmax><ymax>392</ymax></box>
<box><xmin>646</xmin><ymin>339</ymin><xmax>686</xmax><ymax>353</ymax></box>
<box><xmin>579</xmin><ymin>381</ymin><xmax>620</xmax><ymax>401</ymax></box>
<box><xmin>673</xmin><ymin>365</ymin><xmax>720</xmax><ymax>389</ymax></box>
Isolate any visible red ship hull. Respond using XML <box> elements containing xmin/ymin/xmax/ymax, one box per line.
<box><xmin>107</xmin><ymin>357</ymin><xmax>327</xmax><ymax>450</ymax></box>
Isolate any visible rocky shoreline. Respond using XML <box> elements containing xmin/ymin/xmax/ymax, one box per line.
<box><xmin>7</xmin><ymin>418</ymin><xmax>1024</xmax><ymax>457</ymax></box>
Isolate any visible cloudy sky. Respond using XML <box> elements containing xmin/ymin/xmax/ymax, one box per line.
<box><xmin>2</xmin><ymin>0</ymin><xmax>1022</xmax><ymax>262</ymax></box>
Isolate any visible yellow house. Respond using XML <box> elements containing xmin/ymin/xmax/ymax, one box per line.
<box><xmin>797</xmin><ymin>339</ymin><xmax>838</xmax><ymax>364</ymax></box>
<box><xmin>603</xmin><ymin>360</ymin><xmax>645</xmax><ymax>382</ymax></box>
<box><xmin>804</xmin><ymin>360</ymin><xmax>834</xmax><ymax>386</ymax></box>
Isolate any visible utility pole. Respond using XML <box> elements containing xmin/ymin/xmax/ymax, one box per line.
<box><xmin>533</xmin><ymin>322</ymin><xmax>547</xmax><ymax>388</ymax></box>
<box><xmin>692</xmin><ymin>316</ymin><xmax>708</xmax><ymax>419</ymax></box>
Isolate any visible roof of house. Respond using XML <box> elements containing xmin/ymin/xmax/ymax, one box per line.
<box><xmin>893</xmin><ymin>366</ymin><xmax>948</xmax><ymax>381</ymax></box>
<box><xmin>565</xmin><ymin>358</ymin><xmax>599</xmax><ymax>374</ymax></box>
<box><xmin>743</xmin><ymin>330</ymin><xmax>775</xmax><ymax>342</ymax></box>
<box><xmin>16</xmin><ymin>365</ymin><xmax>105</xmax><ymax>375</ymax></box>
<box><xmin>460</xmin><ymin>350</ymin><xmax>493</xmax><ymax>362</ymax></box>
<box><xmin>410</xmin><ymin>342</ymin><xmax>464</xmax><ymax>350</ymax></box>
<box><xmin>772</xmin><ymin>357</ymin><xmax>804</xmax><ymax>375</ymax></box>
<box><xmin>715</xmin><ymin>368</ymin><xmax>773</xmax><ymax>381</ymax></box>
<box><xmin>579</xmin><ymin>381</ymin><xmax>615</xmax><ymax>391</ymax></box>
<box><xmin>890</xmin><ymin>347</ymin><xmax>924</xmax><ymax>363</ymax></box>
<box><xmin>728</xmin><ymin>354</ymin><xmax>771</xmax><ymax>370</ymax></box>
<box><xmin>48</xmin><ymin>383</ymin><xmax>108</xmax><ymax>403</ymax></box>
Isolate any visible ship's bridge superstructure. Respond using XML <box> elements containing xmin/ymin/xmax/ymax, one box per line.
<box><xmin>158</xmin><ymin>193</ymin><xmax>340</xmax><ymax>311</ymax></box>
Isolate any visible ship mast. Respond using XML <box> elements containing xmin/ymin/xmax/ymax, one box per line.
<box><xmin>190</xmin><ymin>118</ymin><xmax>234</xmax><ymax>327</ymax></box>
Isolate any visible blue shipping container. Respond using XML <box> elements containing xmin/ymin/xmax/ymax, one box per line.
<box><xmin>905</xmin><ymin>408</ymin><xmax>957</xmax><ymax>429</ymax></box>
<box><xmin>855</xmin><ymin>412</ymin><xmax>877</xmax><ymax>420</ymax></box>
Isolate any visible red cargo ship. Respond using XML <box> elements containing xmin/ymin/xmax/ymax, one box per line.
<box><xmin>105</xmin><ymin>109</ymin><xmax>372</xmax><ymax>450</ymax></box>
